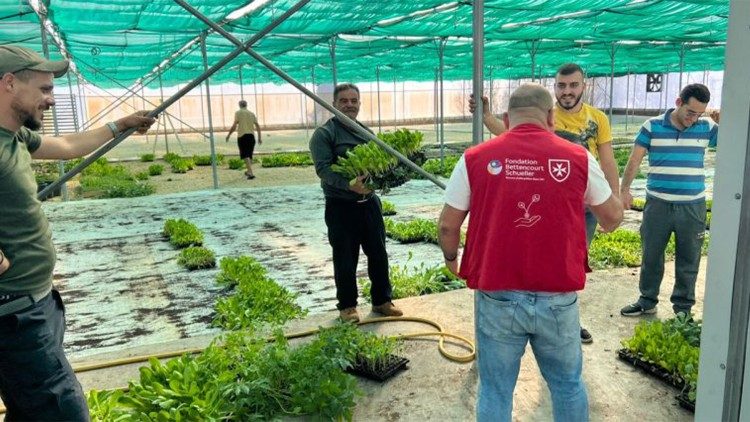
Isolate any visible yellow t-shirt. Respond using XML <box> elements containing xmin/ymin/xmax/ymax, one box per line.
<box><xmin>235</xmin><ymin>108</ymin><xmax>257</xmax><ymax>137</ymax></box>
<box><xmin>553</xmin><ymin>103</ymin><xmax>612</xmax><ymax>159</ymax></box>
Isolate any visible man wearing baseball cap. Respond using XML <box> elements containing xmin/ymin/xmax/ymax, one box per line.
<box><xmin>0</xmin><ymin>45</ymin><xmax>156</xmax><ymax>420</ymax></box>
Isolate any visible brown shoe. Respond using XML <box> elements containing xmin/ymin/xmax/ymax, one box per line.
<box><xmin>339</xmin><ymin>307</ymin><xmax>360</xmax><ymax>323</ymax></box>
<box><xmin>372</xmin><ymin>302</ymin><xmax>403</xmax><ymax>317</ymax></box>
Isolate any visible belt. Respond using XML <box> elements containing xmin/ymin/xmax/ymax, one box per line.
<box><xmin>0</xmin><ymin>287</ymin><xmax>53</xmax><ymax>317</ymax></box>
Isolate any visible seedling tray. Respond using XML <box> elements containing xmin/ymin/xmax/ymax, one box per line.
<box><xmin>617</xmin><ymin>348</ymin><xmax>695</xmax><ymax>413</ymax></box>
<box><xmin>346</xmin><ymin>354</ymin><xmax>409</xmax><ymax>382</ymax></box>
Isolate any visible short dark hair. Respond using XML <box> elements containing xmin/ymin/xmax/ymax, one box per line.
<box><xmin>679</xmin><ymin>84</ymin><xmax>710</xmax><ymax>104</ymax></box>
<box><xmin>333</xmin><ymin>83</ymin><xmax>359</xmax><ymax>101</ymax></box>
<box><xmin>556</xmin><ymin>63</ymin><xmax>585</xmax><ymax>78</ymax></box>
<box><xmin>11</xmin><ymin>69</ymin><xmax>34</xmax><ymax>82</ymax></box>
<box><xmin>238</xmin><ymin>100</ymin><xmax>247</xmax><ymax>108</ymax></box>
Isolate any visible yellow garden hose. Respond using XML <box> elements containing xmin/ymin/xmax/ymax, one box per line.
<box><xmin>0</xmin><ymin>316</ymin><xmax>475</xmax><ymax>414</ymax></box>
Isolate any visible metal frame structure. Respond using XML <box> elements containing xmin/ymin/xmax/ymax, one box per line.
<box><xmin>696</xmin><ymin>0</ymin><xmax>750</xmax><ymax>419</ymax></box>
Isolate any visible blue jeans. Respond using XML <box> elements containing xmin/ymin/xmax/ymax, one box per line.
<box><xmin>475</xmin><ymin>290</ymin><xmax>588</xmax><ymax>422</ymax></box>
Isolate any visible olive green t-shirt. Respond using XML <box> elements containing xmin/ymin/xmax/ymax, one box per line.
<box><xmin>0</xmin><ymin>126</ymin><xmax>56</xmax><ymax>296</ymax></box>
<box><xmin>235</xmin><ymin>108</ymin><xmax>257</xmax><ymax>137</ymax></box>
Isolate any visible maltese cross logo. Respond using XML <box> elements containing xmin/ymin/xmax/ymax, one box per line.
<box><xmin>548</xmin><ymin>159</ymin><xmax>570</xmax><ymax>182</ymax></box>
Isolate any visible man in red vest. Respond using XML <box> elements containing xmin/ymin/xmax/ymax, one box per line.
<box><xmin>439</xmin><ymin>83</ymin><xmax>623</xmax><ymax>421</ymax></box>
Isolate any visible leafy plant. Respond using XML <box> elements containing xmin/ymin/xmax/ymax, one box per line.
<box><xmin>421</xmin><ymin>155</ymin><xmax>461</xmax><ymax>178</ymax></box>
<box><xmin>622</xmin><ymin>314</ymin><xmax>702</xmax><ymax>402</ymax></box>
<box><xmin>589</xmin><ymin>228</ymin><xmax>710</xmax><ymax>269</ymax></box>
<box><xmin>178</xmin><ymin>246</ymin><xmax>216</xmax><ymax>270</ymax></box>
<box><xmin>163</xmin><ymin>152</ymin><xmax>181</xmax><ymax>165</ymax></box>
<box><xmin>163</xmin><ymin>218</ymin><xmax>204</xmax><ymax>248</ymax></box>
<box><xmin>148</xmin><ymin>164</ymin><xmax>164</xmax><ymax>176</ymax></box>
<box><xmin>171</xmin><ymin>158</ymin><xmax>195</xmax><ymax>174</ymax></box>
<box><xmin>613</xmin><ymin>148</ymin><xmax>645</xmax><ymax>179</ymax></box>
<box><xmin>213</xmin><ymin>256</ymin><xmax>306</xmax><ymax>330</ymax></box>
<box><xmin>134</xmin><ymin>171</ymin><xmax>149</xmax><ymax>181</ymax></box>
<box><xmin>261</xmin><ymin>152</ymin><xmax>314</xmax><ymax>167</ymax></box>
<box><xmin>192</xmin><ymin>154</ymin><xmax>213</xmax><ymax>166</ymax></box>
<box><xmin>228</xmin><ymin>158</ymin><xmax>245</xmax><ymax>170</ymax></box>
<box><xmin>381</xmin><ymin>200</ymin><xmax>397</xmax><ymax>216</ymax></box>
<box><xmin>75</xmin><ymin>158</ymin><xmax>155</xmax><ymax>199</ymax></box>
<box><xmin>384</xmin><ymin>218</ymin><xmax>439</xmax><ymax>244</ymax></box>
<box><xmin>140</xmin><ymin>153</ymin><xmax>155</xmax><ymax>162</ymax></box>
<box><xmin>360</xmin><ymin>254</ymin><xmax>464</xmax><ymax>301</ymax></box>
<box><xmin>331</xmin><ymin>129</ymin><xmax>424</xmax><ymax>193</ymax></box>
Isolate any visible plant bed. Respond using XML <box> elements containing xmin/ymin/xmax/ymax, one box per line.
<box><xmin>346</xmin><ymin>353</ymin><xmax>409</xmax><ymax>382</ymax></box>
<box><xmin>676</xmin><ymin>392</ymin><xmax>696</xmax><ymax>413</ymax></box>
<box><xmin>616</xmin><ymin>348</ymin><xmax>684</xmax><ymax>390</ymax></box>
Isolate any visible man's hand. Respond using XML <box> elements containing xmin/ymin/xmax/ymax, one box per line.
<box><xmin>445</xmin><ymin>257</ymin><xmax>459</xmax><ymax>276</ymax></box>
<box><xmin>118</xmin><ymin>111</ymin><xmax>157</xmax><ymax>135</ymax></box>
<box><xmin>349</xmin><ymin>175</ymin><xmax>372</xmax><ymax>195</ymax></box>
<box><xmin>0</xmin><ymin>251</ymin><xmax>10</xmax><ymax>276</ymax></box>
<box><xmin>620</xmin><ymin>189</ymin><xmax>634</xmax><ymax>210</ymax></box>
<box><xmin>468</xmin><ymin>94</ymin><xmax>490</xmax><ymax>115</ymax></box>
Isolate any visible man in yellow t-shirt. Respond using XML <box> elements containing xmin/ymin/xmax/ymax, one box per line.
<box><xmin>470</xmin><ymin>63</ymin><xmax>620</xmax><ymax>345</ymax></box>
<box><xmin>226</xmin><ymin>100</ymin><xmax>262</xmax><ymax>179</ymax></box>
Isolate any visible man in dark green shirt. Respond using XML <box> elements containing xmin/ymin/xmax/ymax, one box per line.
<box><xmin>0</xmin><ymin>45</ymin><xmax>155</xmax><ymax>420</ymax></box>
<box><xmin>309</xmin><ymin>83</ymin><xmax>403</xmax><ymax>323</ymax></box>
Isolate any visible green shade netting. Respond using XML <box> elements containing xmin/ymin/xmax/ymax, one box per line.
<box><xmin>0</xmin><ymin>0</ymin><xmax>729</xmax><ymax>88</ymax></box>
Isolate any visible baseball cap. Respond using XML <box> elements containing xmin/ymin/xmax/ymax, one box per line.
<box><xmin>0</xmin><ymin>45</ymin><xmax>69</xmax><ymax>78</ymax></box>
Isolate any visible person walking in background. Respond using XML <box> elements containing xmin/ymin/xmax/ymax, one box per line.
<box><xmin>226</xmin><ymin>99</ymin><xmax>262</xmax><ymax>179</ymax></box>
<box><xmin>0</xmin><ymin>45</ymin><xmax>156</xmax><ymax>421</ymax></box>
<box><xmin>620</xmin><ymin>83</ymin><xmax>718</xmax><ymax>317</ymax></box>
<box><xmin>470</xmin><ymin>63</ymin><xmax>619</xmax><ymax>344</ymax></box>
<box><xmin>309</xmin><ymin>83</ymin><xmax>403</xmax><ymax>323</ymax></box>
<box><xmin>442</xmin><ymin>83</ymin><xmax>623</xmax><ymax>421</ymax></box>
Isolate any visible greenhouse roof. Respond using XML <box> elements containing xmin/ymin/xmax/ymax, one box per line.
<box><xmin>0</xmin><ymin>0</ymin><xmax>729</xmax><ymax>88</ymax></box>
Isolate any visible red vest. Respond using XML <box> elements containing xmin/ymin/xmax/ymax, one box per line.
<box><xmin>458</xmin><ymin>124</ymin><xmax>590</xmax><ymax>292</ymax></box>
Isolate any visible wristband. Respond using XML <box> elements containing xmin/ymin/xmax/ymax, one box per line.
<box><xmin>106</xmin><ymin>121</ymin><xmax>119</xmax><ymax>138</ymax></box>
<box><xmin>443</xmin><ymin>253</ymin><xmax>457</xmax><ymax>262</ymax></box>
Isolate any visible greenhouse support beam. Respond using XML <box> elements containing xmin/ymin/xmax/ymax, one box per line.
<box><xmin>678</xmin><ymin>43</ymin><xmax>686</xmax><ymax>89</ymax></box>
<box><xmin>625</xmin><ymin>69</ymin><xmax>631</xmax><ymax>133</ymax></box>
<box><xmin>311</xmin><ymin>67</ymin><xmax>318</xmax><ymax>126</ymax></box>
<box><xmin>608</xmin><ymin>43</ymin><xmax>618</xmax><ymax>121</ymax></box>
<box><xmin>376</xmin><ymin>65</ymin><xmax>382</xmax><ymax>133</ymax></box>
<box><xmin>329</xmin><ymin>37</ymin><xmax>338</xmax><ymax>87</ymax></box>
<box><xmin>472</xmin><ymin>0</ymin><xmax>484</xmax><ymax>145</ymax></box>
<box><xmin>438</xmin><ymin>38</ymin><xmax>446</xmax><ymax>166</ymax></box>
<box><xmin>696</xmin><ymin>1</ymin><xmax>750</xmax><ymax>419</ymax></box>
<box><xmin>199</xmin><ymin>32</ymin><xmax>219</xmax><ymax>189</ymax></box>
<box><xmin>176</xmin><ymin>0</ymin><xmax>446</xmax><ymax>190</ymax></box>
<box><xmin>37</xmin><ymin>0</ymin><xmax>312</xmax><ymax>200</ymax></box>
<box><xmin>239</xmin><ymin>65</ymin><xmax>244</xmax><ymax>99</ymax></box>
<box><xmin>38</xmin><ymin>10</ymin><xmax>68</xmax><ymax>201</ymax></box>
<box><xmin>158</xmin><ymin>72</ymin><xmax>170</xmax><ymax>154</ymax></box>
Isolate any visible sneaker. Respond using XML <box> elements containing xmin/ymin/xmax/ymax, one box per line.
<box><xmin>339</xmin><ymin>307</ymin><xmax>360</xmax><ymax>323</ymax></box>
<box><xmin>620</xmin><ymin>303</ymin><xmax>657</xmax><ymax>317</ymax></box>
<box><xmin>246</xmin><ymin>174</ymin><xmax>256</xmax><ymax>180</ymax></box>
<box><xmin>580</xmin><ymin>327</ymin><xmax>593</xmax><ymax>344</ymax></box>
<box><xmin>372</xmin><ymin>302</ymin><xmax>403</xmax><ymax>317</ymax></box>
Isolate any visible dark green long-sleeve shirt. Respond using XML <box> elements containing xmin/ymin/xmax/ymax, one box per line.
<box><xmin>309</xmin><ymin>117</ymin><xmax>373</xmax><ymax>201</ymax></box>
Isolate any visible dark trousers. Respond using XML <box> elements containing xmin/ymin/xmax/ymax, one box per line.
<box><xmin>0</xmin><ymin>290</ymin><xmax>90</xmax><ymax>421</ymax></box>
<box><xmin>637</xmin><ymin>197</ymin><xmax>707</xmax><ymax>314</ymax></box>
<box><xmin>324</xmin><ymin>196</ymin><xmax>392</xmax><ymax>309</ymax></box>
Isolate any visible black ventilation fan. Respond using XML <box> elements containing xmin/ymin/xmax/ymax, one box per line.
<box><xmin>646</xmin><ymin>73</ymin><xmax>663</xmax><ymax>92</ymax></box>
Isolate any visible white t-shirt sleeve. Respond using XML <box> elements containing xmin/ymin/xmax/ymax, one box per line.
<box><xmin>444</xmin><ymin>155</ymin><xmax>471</xmax><ymax>211</ymax></box>
<box><xmin>584</xmin><ymin>151</ymin><xmax>612</xmax><ymax>206</ymax></box>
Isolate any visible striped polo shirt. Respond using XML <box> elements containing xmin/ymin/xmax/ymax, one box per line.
<box><xmin>635</xmin><ymin>109</ymin><xmax>718</xmax><ymax>203</ymax></box>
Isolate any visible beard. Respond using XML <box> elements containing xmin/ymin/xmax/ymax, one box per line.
<box><xmin>11</xmin><ymin>100</ymin><xmax>43</xmax><ymax>131</ymax></box>
<box><xmin>556</xmin><ymin>92</ymin><xmax>583</xmax><ymax>111</ymax></box>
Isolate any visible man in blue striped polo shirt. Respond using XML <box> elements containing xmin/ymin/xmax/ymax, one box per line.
<box><xmin>619</xmin><ymin>83</ymin><xmax>718</xmax><ymax>317</ymax></box>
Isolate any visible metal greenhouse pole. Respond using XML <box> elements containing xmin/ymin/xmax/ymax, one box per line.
<box><xmin>175</xmin><ymin>0</ymin><xmax>445</xmax><ymax>189</ymax></box>
<box><xmin>625</xmin><ymin>68</ymin><xmax>631</xmax><ymax>132</ymax></box>
<box><xmin>472</xmin><ymin>0</ymin><xmax>484</xmax><ymax>145</ymax></box>
<box><xmin>678</xmin><ymin>43</ymin><xmax>686</xmax><ymax>88</ymax></box>
<box><xmin>157</xmin><ymin>72</ymin><xmax>171</xmax><ymax>154</ymax></box>
<box><xmin>696</xmin><ymin>0</ymin><xmax>750</xmax><ymax>418</ymax></box>
<box><xmin>239</xmin><ymin>65</ymin><xmax>245</xmax><ymax>99</ymax></box>
<box><xmin>311</xmin><ymin>67</ymin><xmax>318</xmax><ymax>126</ymax></box>
<box><xmin>608</xmin><ymin>42</ymin><xmax>618</xmax><ymax>121</ymax></box>
<box><xmin>38</xmin><ymin>11</ymin><xmax>67</xmax><ymax>201</ymax></box>
<box><xmin>438</xmin><ymin>37</ymin><xmax>446</xmax><ymax>166</ymax></box>
<box><xmin>392</xmin><ymin>75</ymin><xmax>397</xmax><ymax>130</ymax></box>
<box><xmin>199</xmin><ymin>32</ymin><xmax>219</xmax><ymax>189</ymax></box>
<box><xmin>38</xmin><ymin>0</ymin><xmax>313</xmax><ymax>200</ymax></box>
<box><xmin>376</xmin><ymin>65</ymin><xmax>382</xmax><ymax>133</ymax></box>
<box><xmin>329</xmin><ymin>37</ymin><xmax>338</xmax><ymax>87</ymax></box>
<box><xmin>434</xmin><ymin>68</ymin><xmax>439</xmax><ymax>144</ymax></box>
